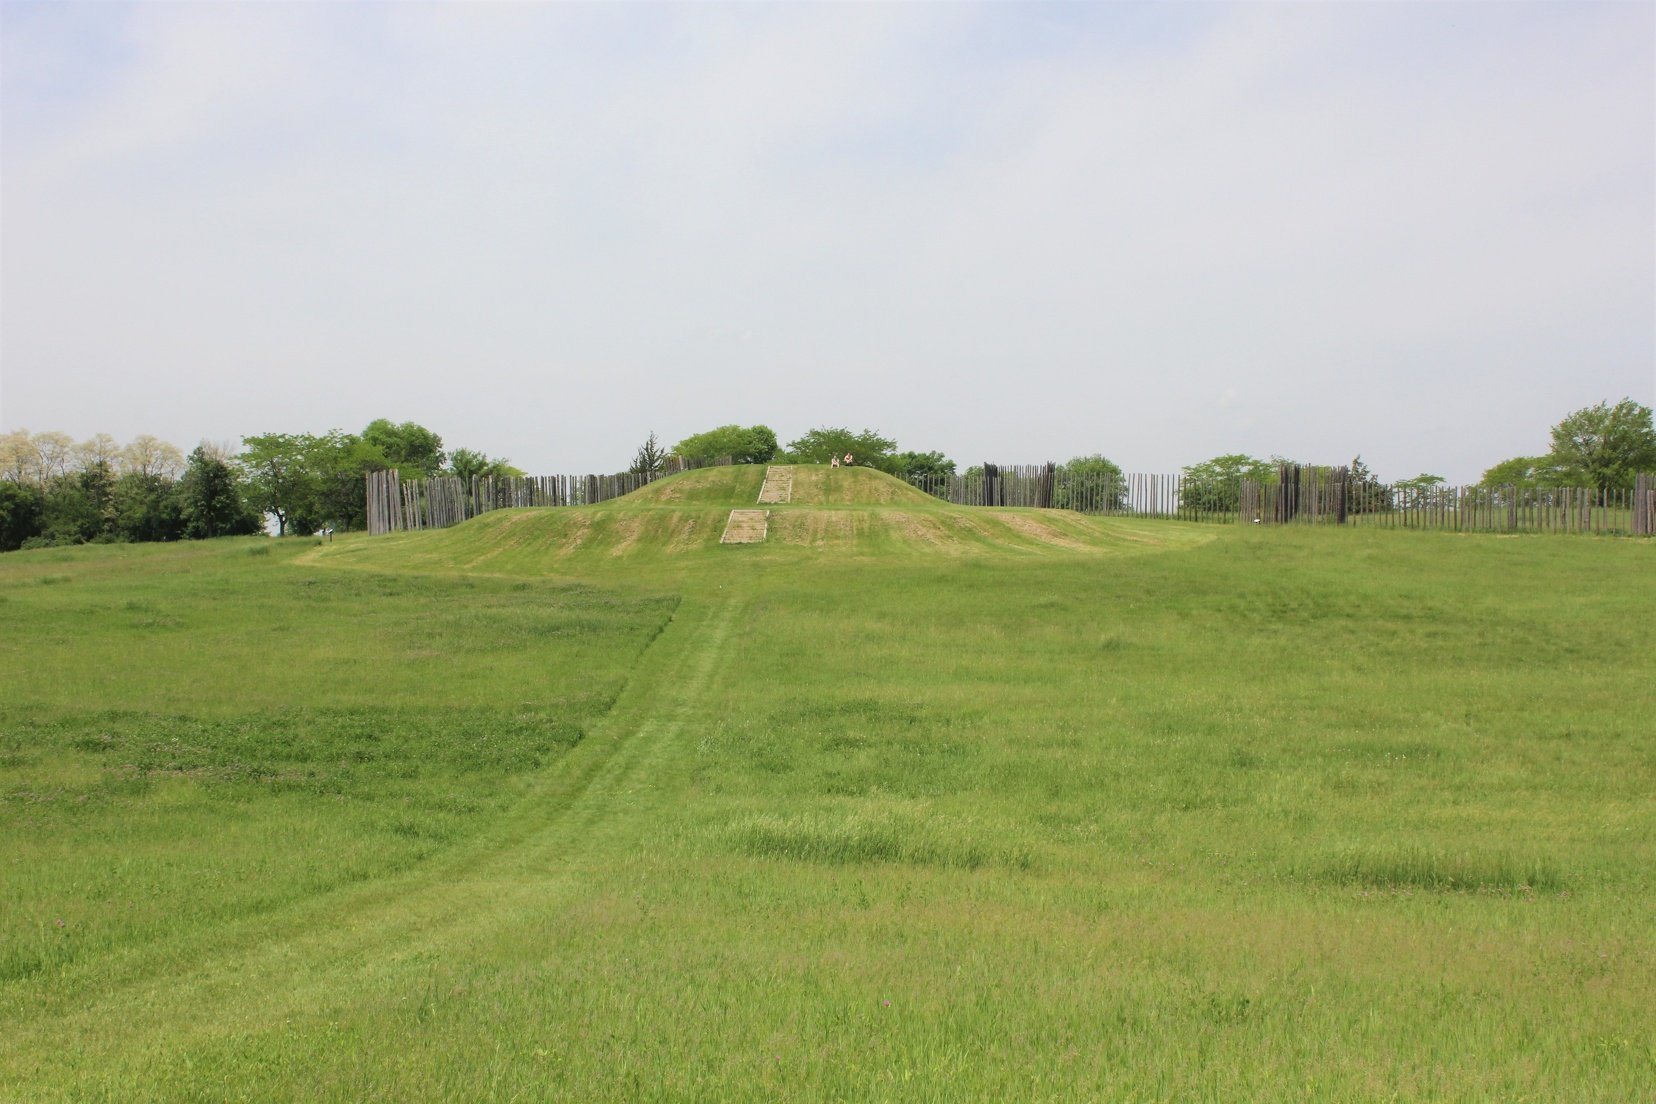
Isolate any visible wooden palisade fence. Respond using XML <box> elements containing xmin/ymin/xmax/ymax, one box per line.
<box><xmin>909</xmin><ymin>465</ymin><xmax>1656</xmax><ymax>536</ymax></box>
<box><xmin>368</xmin><ymin>458</ymin><xmax>1654</xmax><ymax>538</ymax></box>
<box><xmin>366</xmin><ymin>455</ymin><xmax>730</xmax><ymax>535</ymax></box>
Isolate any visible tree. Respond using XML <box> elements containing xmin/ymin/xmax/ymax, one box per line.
<box><xmin>307</xmin><ymin>431</ymin><xmax>391</xmax><ymax>533</ymax></box>
<box><xmin>1344</xmin><ymin>455</ymin><xmax>1389</xmax><ymax>514</ymax></box>
<box><xmin>1394</xmin><ymin>473</ymin><xmax>1446</xmax><ymax>510</ymax></box>
<box><xmin>361</xmin><ymin>418</ymin><xmax>445</xmax><ymax>476</ymax></box>
<box><xmin>31</xmin><ymin>432</ymin><xmax>75</xmax><ymax>482</ymax></box>
<box><xmin>77</xmin><ymin>461</ymin><xmax>118</xmax><ymax>537</ymax></box>
<box><xmin>177</xmin><ymin>445</ymin><xmax>261</xmax><ymax>539</ymax></box>
<box><xmin>111</xmin><ymin>472</ymin><xmax>184</xmax><ymax>543</ymax></box>
<box><xmin>122</xmin><ymin>434</ymin><xmax>185</xmax><ymax>480</ymax></box>
<box><xmin>672</xmin><ymin>425</ymin><xmax>778</xmax><ymax>465</ymax></box>
<box><xmin>784</xmin><ymin>427</ymin><xmax>899</xmax><ymax>472</ymax></box>
<box><xmin>75</xmin><ymin>433</ymin><xmax>121</xmax><ymax>472</ymax></box>
<box><xmin>0</xmin><ymin>429</ymin><xmax>33</xmax><ymax>483</ymax></box>
<box><xmin>1179</xmin><ymin>453</ymin><xmax>1274</xmax><ymax>513</ymax></box>
<box><xmin>1544</xmin><ymin>399</ymin><xmax>1656</xmax><ymax>492</ymax></box>
<box><xmin>448</xmin><ymin>447</ymin><xmax>522</xmax><ymax>482</ymax></box>
<box><xmin>1053</xmin><ymin>454</ymin><xmax>1127</xmax><ymax>511</ymax></box>
<box><xmin>40</xmin><ymin>476</ymin><xmax>104</xmax><ymax>545</ymax></box>
<box><xmin>893</xmin><ymin>450</ymin><xmax>956</xmax><ymax>481</ymax></box>
<box><xmin>1479</xmin><ymin>455</ymin><xmax>1564</xmax><ymax>491</ymax></box>
<box><xmin>239</xmin><ymin>433</ymin><xmax>320</xmax><ymax>537</ymax></box>
<box><xmin>630</xmin><ymin>432</ymin><xmax>668</xmax><ymax>478</ymax></box>
<box><xmin>0</xmin><ymin>481</ymin><xmax>44</xmax><ymax>551</ymax></box>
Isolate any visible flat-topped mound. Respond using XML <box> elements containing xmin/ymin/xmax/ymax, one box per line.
<box><xmin>784</xmin><ymin>466</ymin><xmax>938</xmax><ymax>506</ymax></box>
<box><xmin>622</xmin><ymin>465</ymin><xmax>767</xmax><ymax>506</ymax></box>
<box><xmin>615</xmin><ymin>464</ymin><xmax>938</xmax><ymax>509</ymax></box>
<box><xmin>319</xmin><ymin>467</ymin><xmax>1214</xmax><ymax>580</ymax></box>
<box><xmin>318</xmin><ymin>497</ymin><xmax>1212</xmax><ymax>579</ymax></box>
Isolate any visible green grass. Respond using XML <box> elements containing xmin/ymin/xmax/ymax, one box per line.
<box><xmin>2</xmin><ymin>468</ymin><xmax>1652</xmax><ymax>1101</ymax></box>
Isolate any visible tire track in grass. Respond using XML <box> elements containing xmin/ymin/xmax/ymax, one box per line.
<box><xmin>518</xmin><ymin>592</ymin><xmax>736</xmax><ymax>851</ymax></box>
<box><xmin>0</xmin><ymin>596</ymin><xmax>743</xmax><ymax>1096</ymax></box>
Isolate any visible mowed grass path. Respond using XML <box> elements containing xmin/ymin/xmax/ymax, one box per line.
<box><xmin>2</xmin><ymin>467</ymin><xmax>1652</xmax><ymax>1101</ymax></box>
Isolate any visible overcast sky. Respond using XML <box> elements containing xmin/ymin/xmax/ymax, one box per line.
<box><xmin>3</xmin><ymin>1</ymin><xmax>1652</xmax><ymax>483</ymax></box>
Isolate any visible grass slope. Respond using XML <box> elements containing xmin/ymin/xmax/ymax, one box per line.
<box><xmin>2</xmin><ymin>475</ymin><xmax>1652</xmax><ymax>1101</ymax></box>
<box><xmin>324</xmin><ymin>465</ymin><xmax>1210</xmax><ymax>578</ymax></box>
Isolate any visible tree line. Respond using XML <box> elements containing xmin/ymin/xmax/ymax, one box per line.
<box><xmin>0</xmin><ymin>420</ymin><xmax>518</xmax><ymax>551</ymax></box>
<box><xmin>650</xmin><ymin>400</ymin><xmax>1654</xmax><ymax>512</ymax></box>
<box><xmin>638</xmin><ymin>424</ymin><xmax>960</xmax><ymax>483</ymax></box>
<box><xmin>1177</xmin><ymin>398</ymin><xmax>1654</xmax><ymax>513</ymax></box>
<box><xmin>5</xmin><ymin>400</ymin><xmax>1648</xmax><ymax>552</ymax></box>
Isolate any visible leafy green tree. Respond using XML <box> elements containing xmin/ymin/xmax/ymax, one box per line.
<box><xmin>79</xmin><ymin>461</ymin><xmax>117</xmax><ymax>535</ymax></box>
<box><xmin>111</xmin><ymin>472</ymin><xmax>184</xmax><ymax>543</ymax></box>
<box><xmin>672</xmin><ymin>425</ymin><xmax>778</xmax><ymax>465</ymax></box>
<box><xmin>0</xmin><ymin>481</ymin><xmax>45</xmax><ymax>550</ymax></box>
<box><xmin>894</xmin><ymin>450</ymin><xmax>956</xmax><ymax>481</ymax></box>
<box><xmin>1544</xmin><ymin>398</ymin><xmax>1656</xmax><ymax>492</ymax></box>
<box><xmin>239</xmin><ymin>433</ymin><xmax>320</xmax><ymax>537</ymax></box>
<box><xmin>307</xmin><ymin>431</ymin><xmax>390</xmax><ymax>533</ymax></box>
<box><xmin>40</xmin><ymin>477</ymin><xmax>105</xmax><ymax>544</ymax></box>
<box><xmin>1053</xmin><ymin>454</ymin><xmax>1126</xmax><ymax>511</ymax></box>
<box><xmin>361</xmin><ymin>419</ymin><xmax>445</xmax><ymax>476</ymax></box>
<box><xmin>785</xmin><ymin>427</ymin><xmax>899</xmax><ymax>472</ymax></box>
<box><xmin>1179</xmin><ymin>453</ymin><xmax>1273</xmax><ymax>513</ymax></box>
<box><xmin>1394</xmin><ymin>473</ymin><xmax>1446</xmax><ymax>510</ymax></box>
<box><xmin>1478</xmin><ymin>455</ymin><xmax>1564</xmax><ymax>490</ymax></box>
<box><xmin>448</xmin><ymin>447</ymin><xmax>523</xmax><ymax>482</ymax></box>
<box><xmin>630</xmin><ymin>432</ymin><xmax>668</xmax><ymax>478</ymax></box>
<box><xmin>1342</xmin><ymin>455</ymin><xmax>1391</xmax><ymax>513</ymax></box>
<box><xmin>177</xmin><ymin>446</ymin><xmax>261</xmax><ymax>539</ymax></box>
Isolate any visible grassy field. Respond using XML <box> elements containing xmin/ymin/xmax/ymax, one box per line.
<box><xmin>2</xmin><ymin>465</ymin><xmax>1651</xmax><ymax>1101</ymax></box>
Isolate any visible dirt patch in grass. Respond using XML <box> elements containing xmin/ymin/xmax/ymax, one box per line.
<box><xmin>464</xmin><ymin>516</ymin><xmax>544</xmax><ymax>567</ymax></box>
<box><xmin>666</xmin><ymin>512</ymin><xmax>707</xmax><ymax>553</ymax></box>
<box><xmin>771</xmin><ymin>510</ymin><xmax>861</xmax><ymax>547</ymax></box>
<box><xmin>994</xmin><ymin>513</ymin><xmax>1093</xmax><ymax>551</ymax></box>
<box><xmin>607</xmin><ymin>514</ymin><xmax>648</xmax><ymax>557</ymax></box>
<box><xmin>880</xmin><ymin>511</ymin><xmax>966</xmax><ymax>551</ymax></box>
<box><xmin>552</xmin><ymin>512</ymin><xmax>595</xmax><ymax>557</ymax></box>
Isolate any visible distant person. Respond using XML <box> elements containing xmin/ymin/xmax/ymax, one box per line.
<box><xmin>830</xmin><ymin>456</ymin><xmax>839</xmax><ymax>468</ymax></box>
<box><xmin>844</xmin><ymin>453</ymin><xmax>854</xmax><ymax>466</ymax></box>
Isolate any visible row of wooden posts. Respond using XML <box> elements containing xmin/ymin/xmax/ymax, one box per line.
<box><xmin>1239</xmin><ymin>471</ymin><xmax>1656</xmax><ymax>535</ymax></box>
<box><xmin>368</xmin><ymin>462</ymin><xmax>1656</xmax><ymax>538</ymax></box>
<box><xmin>365</xmin><ymin>456</ymin><xmax>730</xmax><ymax>535</ymax></box>
<box><xmin>911</xmin><ymin>466</ymin><xmax>1656</xmax><ymax>536</ymax></box>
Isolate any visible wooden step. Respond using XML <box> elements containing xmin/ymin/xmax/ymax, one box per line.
<box><xmin>720</xmin><ymin>509</ymin><xmax>770</xmax><ymax>544</ymax></box>
<box><xmin>757</xmin><ymin>466</ymin><xmax>792</xmax><ymax>504</ymax></box>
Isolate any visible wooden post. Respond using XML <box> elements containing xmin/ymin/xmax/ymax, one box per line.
<box><xmin>1276</xmin><ymin>464</ymin><xmax>1299</xmax><ymax>523</ymax></box>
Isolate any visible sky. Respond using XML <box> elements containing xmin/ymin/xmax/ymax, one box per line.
<box><xmin>2</xmin><ymin>1</ymin><xmax>1652</xmax><ymax>484</ymax></box>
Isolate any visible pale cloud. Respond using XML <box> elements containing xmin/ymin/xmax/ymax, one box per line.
<box><xmin>2</xmin><ymin>1</ymin><xmax>1650</xmax><ymax>482</ymax></box>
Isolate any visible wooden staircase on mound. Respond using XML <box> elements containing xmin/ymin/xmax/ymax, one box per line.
<box><xmin>721</xmin><ymin>467</ymin><xmax>790</xmax><ymax>544</ymax></box>
<box><xmin>720</xmin><ymin>509</ymin><xmax>770</xmax><ymax>544</ymax></box>
<box><xmin>756</xmin><ymin>466</ymin><xmax>792</xmax><ymax>504</ymax></box>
